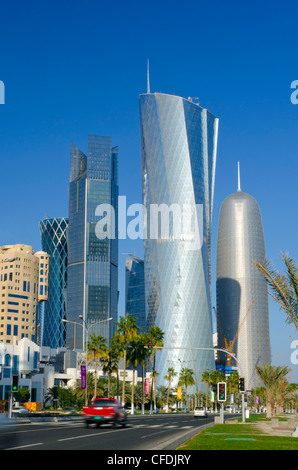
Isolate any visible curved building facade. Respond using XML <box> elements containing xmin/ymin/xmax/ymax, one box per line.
<box><xmin>39</xmin><ymin>217</ymin><xmax>68</xmax><ymax>348</ymax></box>
<box><xmin>139</xmin><ymin>92</ymin><xmax>219</xmax><ymax>389</ymax></box>
<box><xmin>216</xmin><ymin>169</ymin><xmax>271</xmax><ymax>389</ymax></box>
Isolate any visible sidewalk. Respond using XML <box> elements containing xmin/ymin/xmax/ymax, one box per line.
<box><xmin>254</xmin><ymin>417</ymin><xmax>298</xmax><ymax>437</ymax></box>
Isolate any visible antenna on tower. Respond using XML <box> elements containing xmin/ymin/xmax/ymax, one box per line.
<box><xmin>147</xmin><ymin>58</ymin><xmax>150</xmax><ymax>94</ymax></box>
<box><xmin>237</xmin><ymin>161</ymin><xmax>241</xmax><ymax>191</ymax></box>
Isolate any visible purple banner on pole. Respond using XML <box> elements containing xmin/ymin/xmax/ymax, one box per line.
<box><xmin>81</xmin><ymin>365</ymin><xmax>86</xmax><ymax>390</ymax></box>
<box><xmin>144</xmin><ymin>378</ymin><xmax>150</xmax><ymax>396</ymax></box>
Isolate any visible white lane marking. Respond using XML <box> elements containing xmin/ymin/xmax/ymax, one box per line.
<box><xmin>6</xmin><ymin>442</ymin><xmax>43</xmax><ymax>450</ymax></box>
<box><xmin>58</xmin><ymin>427</ymin><xmax>127</xmax><ymax>442</ymax></box>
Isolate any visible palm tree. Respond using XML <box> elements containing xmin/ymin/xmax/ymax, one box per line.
<box><xmin>127</xmin><ymin>335</ymin><xmax>148</xmax><ymax>413</ymax></box>
<box><xmin>255</xmin><ymin>363</ymin><xmax>291</xmax><ymax>417</ymax></box>
<box><xmin>114</xmin><ymin>314</ymin><xmax>139</xmax><ymax>406</ymax></box>
<box><xmin>157</xmin><ymin>385</ymin><xmax>168</xmax><ymax>410</ymax></box>
<box><xmin>227</xmin><ymin>371</ymin><xmax>240</xmax><ymax>409</ymax></box>
<box><xmin>275</xmin><ymin>376</ymin><xmax>290</xmax><ymax>415</ymax></box>
<box><xmin>147</xmin><ymin>326</ymin><xmax>164</xmax><ymax>412</ymax></box>
<box><xmin>164</xmin><ymin>367</ymin><xmax>177</xmax><ymax>412</ymax></box>
<box><xmin>287</xmin><ymin>383</ymin><xmax>298</xmax><ymax>413</ymax></box>
<box><xmin>178</xmin><ymin>367</ymin><xmax>195</xmax><ymax>409</ymax></box>
<box><xmin>254</xmin><ymin>386</ymin><xmax>266</xmax><ymax>412</ymax></box>
<box><xmin>74</xmin><ymin>372</ymin><xmax>95</xmax><ymax>403</ymax></box>
<box><xmin>44</xmin><ymin>386</ymin><xmax>59</xmax><ymax>408</ymax></box>
<box><xmin>254</xmin><ymin>253</ymin><xmax>298</xmax><ymax>331</ymax></box>
<box><xmin>148</xmin><ymin>326</ymin><xmax>164</xmax><ymax>356</ymax></box>
<box><xmin>201</xmin><ymin>371</ymin><xmax>211</xmax><ymax>409</ymax></box>
<box><xmin>150</xmin><ymin>369</ymin><xmax>159</xmax><ymax>411</ymax></box>
<box><xmin>101</xmin><ymin>345</ymin><xmax>119</xmax><ymax>398</ymax></box>
<box><xmin>87</xmin><ymin>334</ymin><xmax>108</xmax><ymax>399</ymax></box>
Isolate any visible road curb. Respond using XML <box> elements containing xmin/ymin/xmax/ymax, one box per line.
<box><xmin>153</xmin><ymin>421</ymin><xmax>214</xmax><ymax>451</ymax></box>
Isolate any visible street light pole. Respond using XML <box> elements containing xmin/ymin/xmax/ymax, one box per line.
<box><xmin>63</xmin><ymin>317</ymin><xmax>113</xmax><ymax>405</ymax></box>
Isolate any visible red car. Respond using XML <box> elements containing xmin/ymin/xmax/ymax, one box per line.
<box><xmin>82</xmin><ymin>398</ymin><xmax>127</xmax><ymax>428</ymax></box>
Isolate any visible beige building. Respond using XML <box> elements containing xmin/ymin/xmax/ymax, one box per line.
<box><xmin>0</xmin><ymin>245</ymin><xmax>49</xmax><ymax>344</ymax></box>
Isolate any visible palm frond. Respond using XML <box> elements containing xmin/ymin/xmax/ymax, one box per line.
<box><xmin>254</xmin><ymin>257</ymin><xmax>298</xmax><ymax>332</ymax></box>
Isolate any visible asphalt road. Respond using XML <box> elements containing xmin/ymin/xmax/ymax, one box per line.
<box><xmin>1</xmin><ymin>412</ymin><xmax>217</xmax><ymax>451</ymax></box>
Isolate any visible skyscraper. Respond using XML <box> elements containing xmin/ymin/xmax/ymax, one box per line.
<box><xmin>39</xmin><ymin>217</ymin><xmax>68</xmax><ymax>348</ymax></box>
<box><xmin>125</xmin><ymin>256</ymin><xmax>146</xmax><ymax>334</ymax></box>
<box><xmin>139</xmin><ymin>92</ymin><xmax>219</xmax><ymax>388</ymax></box>
<box><xmin>216</xmin><ymin>164</ymin><xmax>271</xmax><ymax>389</ymax></box>
<box><xmin>66</xmin><ymin>135</ymin><xmax>118</xmax><ymax>349</ymax></box>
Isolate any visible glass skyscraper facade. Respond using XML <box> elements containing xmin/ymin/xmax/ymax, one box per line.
<box><xmin>139</xmin><ymin>92</ymin><xmax>219</xmax><ymax>389</ymax></box>
<box><xmin>125</xmin><ymin>256</ymin><xmax>146</xmax><ymax>334</ymax></box>
<box><xmin>66</xmin><ymin>135</ymin><xmax>118</xmax><ymax>349</ymax></box>
<box><xmin>216</xmin><ymin>171</ymin><xmax>271</xmax><ymax>389</ymax></box>
<box><xmin>39</xmin><ymin>217</ymin><xmax>68</xmax><ymax>348</ymax></box>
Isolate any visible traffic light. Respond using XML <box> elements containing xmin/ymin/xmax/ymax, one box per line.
<box><xmin>217</xmin><ymin>382</ymin><xmax>226</xmax><ymax>402</ymax></box>
<box><xmin>12</xmin><ymin>375</ymin><xmax>19</xmax><ymax>392</ymax></box>
<box><xmin>239</xmin><ymin>377</ymin><xmax>245</xmax><ymax>392</ymax></box>
<box><xmin>147</xmin><ymin>339</ymin><xmax>152</xmax><ymax>354</ymax></box>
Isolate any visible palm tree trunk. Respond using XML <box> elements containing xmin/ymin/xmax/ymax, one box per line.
<box><xmin>94</xmin><ymin>358</ymin><xmax>97</xmax><ymax>398</ymax></box>
<box><xmin>266</xmin><ymin>390</ymin><xmax>275</xmax><ymax>418</ymax></box>
<box><xmin>122</xmin><ymin>349</ymin><xmax>126</xmax><ymax>406</ymax></box>
<box><xmin>131</xmin><ymin>368</ymin><xmax>135</xmax><ymax>414</ymax></box>
<box><xmin>166</xmin><ymin>381</ymin><xmax>170</xmax><ymax>413</ymax></box>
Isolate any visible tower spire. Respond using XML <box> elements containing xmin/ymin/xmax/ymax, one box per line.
<box><xmin>237</xmin><ymin>161</ymin><xmax>241</xmax><ymax>191</ymax></box>
<box><xmin>147</xmin><ymin>59</ymin><xmax>150</xmax><ymax>94</ymax></box>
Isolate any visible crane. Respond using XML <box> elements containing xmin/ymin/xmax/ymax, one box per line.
<box><xmin>217</xmin><ymin>300</ymin><xmax>255</xmax><ymax>367</ymax></box>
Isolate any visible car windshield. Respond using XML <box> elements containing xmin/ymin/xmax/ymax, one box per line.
<box><xmin>195</xmin><ymin>407</ymin><xmax>204</xmax><ymax>410</ymax></box>
<box><xmin>91</xmin><ymin>400</ymin><xmax>116</xmax><ymax>407</ymax></box>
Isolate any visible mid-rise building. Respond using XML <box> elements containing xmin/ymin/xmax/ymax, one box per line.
<box><xmin>39</xmin><ymin>217</ymin><xmax>68</xmax><ymax>348</ymax></box>
<box><xmin>139</xmin><ymin>92</ymin><xmax>219</xmax><ymax>389</ymax></box>
<box><xmin>216</xmin><ymin>165</ymin><xmax>271</xmax><ymax>389</ymax></box>
<box><xmin>66</xmin><ymin>135</ymin><xmax>118</xmax><ymax>349</ymax></box>
<box><xmin>0</xmin><ymin>245</ymin><xmax>48</xmax><ymax>344</ymax></box>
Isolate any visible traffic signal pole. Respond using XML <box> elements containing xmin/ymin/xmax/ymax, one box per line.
<box><xmin>152</xmin><ymin>346</ymin><xmax>244</xmax><ymax>422</ymax></box>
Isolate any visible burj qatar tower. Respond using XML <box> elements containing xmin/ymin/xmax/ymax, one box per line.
<box><xmin>216</xmin><ymin>164</ymin><xmax>271</xmax><ymax>389</ymax></box>
<box><xmin>139</xmin><ymin>88</ymin><xmax>219</xmax><ymax>389</ymax></box>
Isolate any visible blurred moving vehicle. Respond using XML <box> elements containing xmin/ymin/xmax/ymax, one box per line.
<box><xmin>193</xmin><ymin>406</ymin><xmax>208</xmax><ymax>418</ymax></box>
<box><xmin>82</xmin><ymin>398</ymin><xmax>127</xmax><ymax>428</ymax></box>
<box><xmin>60</xmin><ymin>407</ymin><xmax>78</xmax><ymax>415</ymax></box>
<box><xmin>11</xmin><ymin>406</ymin><xmax>29</xmax><ymax>416</ymax></box>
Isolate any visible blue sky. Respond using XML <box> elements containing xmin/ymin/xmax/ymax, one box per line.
<box><xmin>0</xmin><ymin>0</ymin><xmax>298</xmax><ymax>380</ymax></box>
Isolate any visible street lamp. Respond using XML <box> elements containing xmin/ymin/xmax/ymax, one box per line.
<box><xmin>62</xmin><ymin>317</ymin><xmax>113</xmax><ymax>405</ymax></box>
<box><xmin>78</xmin><ymin>315</ymin><xmax>113</xmax><ymax>349</ymax></box>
